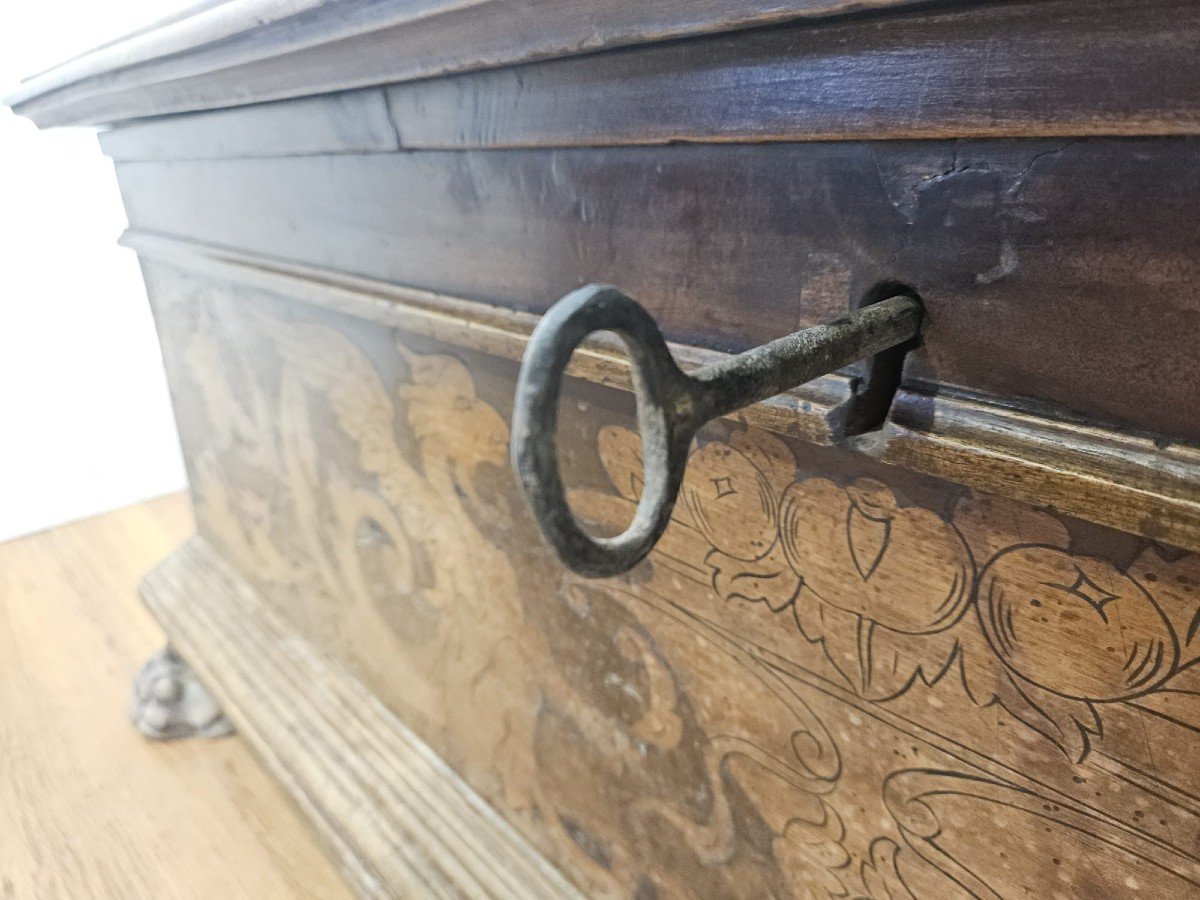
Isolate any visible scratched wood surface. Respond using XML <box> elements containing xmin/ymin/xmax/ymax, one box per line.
<box><xmin>97</xmin><ymin>0</ymin><xmax>1200</xmax><ymax>162</ymax></box>
<box><xmin>381</xmin><ymin>0</ymin><xmax>1200</xmax><ymax>146</ymax></box>
<box><xmin>0</xmin><ymin>494</ymin><xmax>351</xmax><ymax>900</ymax></box>
<box><xmin>6</xmin><ymin>0</ymin><xmax>1001</xmax><ymax>127</ymax></box>
<box><xmin>115</xmin><ymin>137</ymin><xmax>1200</xmax><ymax>444</ymax></box>
<box><xmin>144</xmin><ymin>261</ymin><xmax>1200</xmax><ymax>898</ymax></box>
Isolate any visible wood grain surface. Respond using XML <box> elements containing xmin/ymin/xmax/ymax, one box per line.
<box><xmin>99</xmin><ymin>90</ymin><xmax>400</xmax><ymax>162</ymax></box>
<box><xmin>98</xmin><ymin>0</ymin><xmax>1200</xmax><ymax>162</ymax></box>
<box><xmin>0</xmin><ymin>495</ymin><xmax>351</xmax><ymax>900</ymax></box>
<box><xmin>7</xmin><ymin>0</ymin><xmax>951</xmax><ymax>127</ymax></box>
<box><xmin>116</xmin><ymin>138</ymin><xmax>1200</xmax><ymax>443</ymax></box>
<box><xmin>143</xmin><ymin>537</ymin><xmax>583</xmax><ymax>900</ymax></box>
<box><xmin>144</xmin><ymin>261</ymin><xmax>1200</xmax><ymax>897</ymax></box>
<box><xmin>15</xmin><ymin>0</ymin><xmax>1200</xmax><ymax>896</ymax></box>
<box><xmin>126</xmin><ymin>233</ymin><xmax>1200</xmax><ymax>559</ymax></box>
<box><xmin>384</xmin><ymin>0</ymin><xmax>1200</xmax><ymax>147</ymax></box>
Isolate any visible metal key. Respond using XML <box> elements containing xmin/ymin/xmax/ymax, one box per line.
<box><xmin>511</xmin><ymin>284</ymin><xmax>923</xmax><ymax>577</ymax></box>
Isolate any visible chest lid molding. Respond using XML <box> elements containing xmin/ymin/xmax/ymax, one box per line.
<box><xmin>5</xmin><ymin>0</ymin><xmax>948</xmax><ymax>128</ymax></box>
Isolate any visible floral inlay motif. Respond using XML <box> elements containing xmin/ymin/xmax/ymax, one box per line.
<box><xmin>576</xmin><ymin>425</ymin><xmax>1200</xmax><ymax>762</ymax></box>
<box><xmin>153</xmin><ymin>277</ymin><xmax>1200</xmax><ymax>898</ymax></box>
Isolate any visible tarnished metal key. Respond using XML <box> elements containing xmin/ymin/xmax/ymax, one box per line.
<box><xmin>512</xmin><ymin>284</ymin><xmax>923</xmax><ymax>577</ymax></box>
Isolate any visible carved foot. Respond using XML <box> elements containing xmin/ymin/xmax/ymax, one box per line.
<box><xmin>130</xmin><ymin>645</ymin><xmax>235</xmax><ymax>740</ymax></box>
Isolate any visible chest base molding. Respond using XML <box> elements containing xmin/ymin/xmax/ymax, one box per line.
<box><xmin>140</xmin><ymin>537</ymin><xmax>580</xmax><ymax>900</ymax></box>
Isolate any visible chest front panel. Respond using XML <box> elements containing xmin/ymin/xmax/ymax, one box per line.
<box><xmin>145</xmin><ymin>261</ymin><xmax>1200</xmax><ymax>898</ymax></box>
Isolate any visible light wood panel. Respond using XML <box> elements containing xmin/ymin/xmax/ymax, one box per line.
<box><xmin>0</xmin><ymin>494</ymin><xmax>351</xmax><ymax>900</ymax></box>
<box><xmin>144</xmin><ymin>265</ymin><xmax>1200</xmax><ymax>897</ymax></box>
<box><xmin>143</xmin><ymin>537</ymin><xmax>583</xmax><ymax>899</ymax></box>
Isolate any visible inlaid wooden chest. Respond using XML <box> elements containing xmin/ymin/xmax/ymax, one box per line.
<box><xmin>11</xmin><ymin>2</ymin><xmax>1200</xmax><ymax>896</ymax></box>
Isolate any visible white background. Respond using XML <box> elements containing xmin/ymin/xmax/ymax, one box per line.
<box><xmin>0</xmin><ymin>1</ymin><xmax>196</xmax><ymax>542</ymax></box>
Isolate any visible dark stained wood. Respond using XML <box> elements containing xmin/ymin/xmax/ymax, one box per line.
<box><xmin>115</xmin><ymin>139</ymin><xmax>1200</xmax><ymax>444</ymax></box>
<box><xmin>386</xmin><ymin>0</ymin><xmax>1200</xmax><ymax>147</ymax></box>
<box><xmin>98</xmin><ymin>90</ymin><xmax>399</xmax><ymax>161</ymax></box>
<box><xmin>95</xmin><ymin>0</ymin><xmax>1200</xmax><ymax>163</ymax></box>
<box><xmin>6</xmin><ymin>0</ymin><xmax>961</xmax><ymax>128</ymax></box>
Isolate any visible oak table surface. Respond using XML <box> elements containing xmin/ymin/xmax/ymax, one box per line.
<box><xmin>0</xmin><ymin>493</ymin><xmax>351</xmax><ymax>900</ymax></box>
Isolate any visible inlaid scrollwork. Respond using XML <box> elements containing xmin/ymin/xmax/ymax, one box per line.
<box><xmin>576</xmin><ymin>424</ymin><xmax>1200</xmax><ymax>769</ymax></box>
<box><xmin>152</xmin><ymin>273</ymin><xmax>1200</xmax><ymax>899</ymax></box>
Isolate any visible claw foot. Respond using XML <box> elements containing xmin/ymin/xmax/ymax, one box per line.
<box><xmin>131</xmin><ymin>645</ymin><xmax>234</xmax><ymax>740</ymax></box>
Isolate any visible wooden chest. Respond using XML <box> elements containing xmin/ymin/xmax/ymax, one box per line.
<box><xmin>12</xmin><ymin>2</ymin><xmax>1200</xmax><ymax>896</ymax></box>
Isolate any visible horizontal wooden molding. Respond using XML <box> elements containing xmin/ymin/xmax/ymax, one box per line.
<box><xmin>125</xmin><ymin>229</ymin><xmax>1200</xmax><ymax>554</ymax></box>
<box><xmin>6</xmin><ymin>0</ymin><xmax>951</xmax><ymax>128</ymax></box>
<box><xmin>99</xmin><ymin>90</ymin><xmax>401</xmax><ymax>161</ymax></box>
<box><xmin>142</xmin><ymin>536</ymin><xmax>583</xmax><ymax>898</ymax></box>
<box><xmin>859</xmin><ymin>394</ymin><xmax>1200</xmax><ymax>552</ymax></box>
<box><xmin>91</xmin><ymin>0</ymin><xmax>1200</xmax><ymax>155</ymax></box>
<box><xmin>383</xmin><ymin>0</ymin><xmax>1200</xmax><ymax>148</ymax></box>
